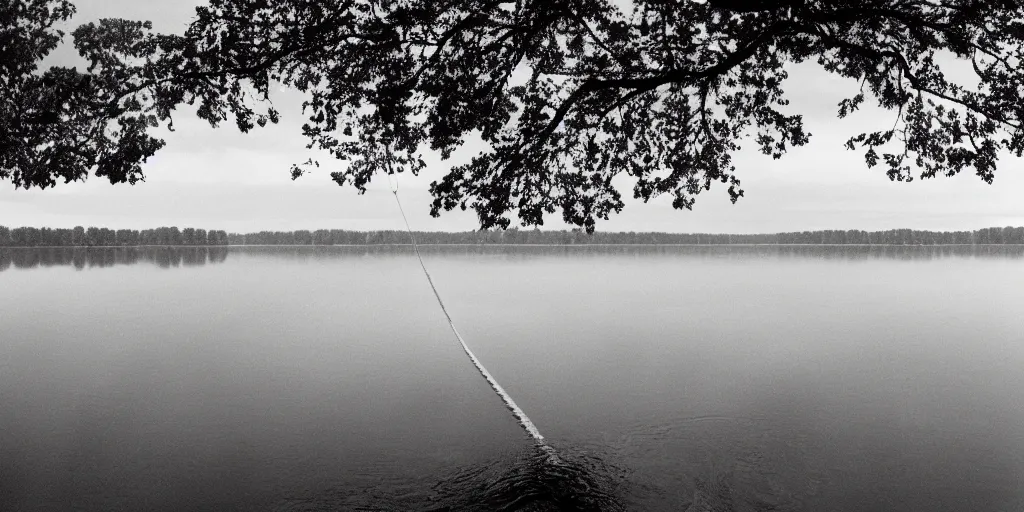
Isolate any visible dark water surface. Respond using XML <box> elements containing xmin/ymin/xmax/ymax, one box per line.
<box><xmin>1</xmin><ymin>245</ymin><xmax>1023</xmax><ymax>511</ymax></box>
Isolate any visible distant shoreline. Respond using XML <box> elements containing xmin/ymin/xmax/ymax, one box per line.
<box><xmin>5</xmin><ymin>226</ymin><xmax>1021</xmax><ymax>246</ymax></box>
<box><xmin>4</xmin><ymin>243</ymin><xmax>1024</xmax><ymax>249</ymax></box>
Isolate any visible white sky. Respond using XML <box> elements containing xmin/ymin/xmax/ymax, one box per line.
<box><xmin>2</xmin><ymin>0</ymin><xmax>1022</xmax><ymax>234</ymax></box>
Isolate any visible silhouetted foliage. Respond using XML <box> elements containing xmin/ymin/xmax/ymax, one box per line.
<box><xmin>4</xmin><ymin>1</ymin><xmax>1024</xmax><ymax>232</ymax></box>
<box><xmin>1</xmin><ymin>1</ymin><xmax>164</xmax><ymax>188</ymax></box>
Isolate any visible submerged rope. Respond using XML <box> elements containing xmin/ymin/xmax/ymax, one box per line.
<box><xmin>388</xmin><ymin>184</ymin><xmax>559</xmax><ymax>462</ymax></box>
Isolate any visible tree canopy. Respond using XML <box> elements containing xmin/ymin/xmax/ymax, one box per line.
<box><xmin>3</xmin><ymin>0</ymin><xmax>1023</xmax><ymax>232</ymax></box>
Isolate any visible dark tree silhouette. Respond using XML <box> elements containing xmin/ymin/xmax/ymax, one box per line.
<box><xmin>3</xmin><ymin>1</ymin><xmax>1024</xmax><ymax>231</ymax></box>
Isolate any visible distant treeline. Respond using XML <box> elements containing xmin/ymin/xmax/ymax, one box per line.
<box><xmin>3</xmin><ymin>225</ymin><xmax>1024</xmax><ymax>247</ymax></box>
<box><xmin>0</xmin><ymin>226</ymin><xmax>228</xmax><ymax>246</ymax></box>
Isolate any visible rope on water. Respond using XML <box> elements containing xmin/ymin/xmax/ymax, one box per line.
<box><xmin>388</xmin><ymin>184</ymin><xmax>559</xmax><ymax>462</ymax></box>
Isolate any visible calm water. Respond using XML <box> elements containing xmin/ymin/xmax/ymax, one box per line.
<box><xmin>1</xmin><ymin>245</ymin><xmax>1023</xmax><ymax>511</ymax></box>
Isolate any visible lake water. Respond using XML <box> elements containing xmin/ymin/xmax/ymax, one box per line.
<box><xmin>1</xmin><ymin>245</ymin><xmax>1023</xmax><ymax>511</ymax></box>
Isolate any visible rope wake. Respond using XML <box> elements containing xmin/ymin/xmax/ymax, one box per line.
<box><xmin>388</xmin><ymin>186</ymin><xmax>559</xmax><ymax>462</ymax></box>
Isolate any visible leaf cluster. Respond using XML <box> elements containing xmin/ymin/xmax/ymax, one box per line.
<box><xmin>3</xmin><ymin>0</ymin><xmax>1023</xmax><ymax>232</ymax></box>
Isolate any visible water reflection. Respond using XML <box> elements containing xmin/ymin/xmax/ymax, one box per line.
<box><xmin>3</xmin><ymin>243</ymin><xmax>1023</xmax><ymax>511</ymax></box>
<box><xmin>0</xmin><ymin>246</ymin><xmax>229</xmax><ymax>272</ymax></box>
<box><xmin>230</xmin><ymin>243</ymin><xmax>1024</xmax><ymax>262</ymax></box>
<box><xmin>3</xmin><ymin>245</ymin><xmax>1023</xmax><ymax>273</ymax></box>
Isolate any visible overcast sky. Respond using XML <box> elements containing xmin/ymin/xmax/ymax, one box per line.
<box><xmin>3</xmin><ymin>0</ymin><xmax>1022</xmax><ymax>234</ymax></box>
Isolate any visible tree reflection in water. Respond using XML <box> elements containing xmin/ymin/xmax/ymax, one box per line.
<box><xmin>0</xmin><ymin>246</ymin><xmax>229</xmax><ymax>272</ymax></box>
